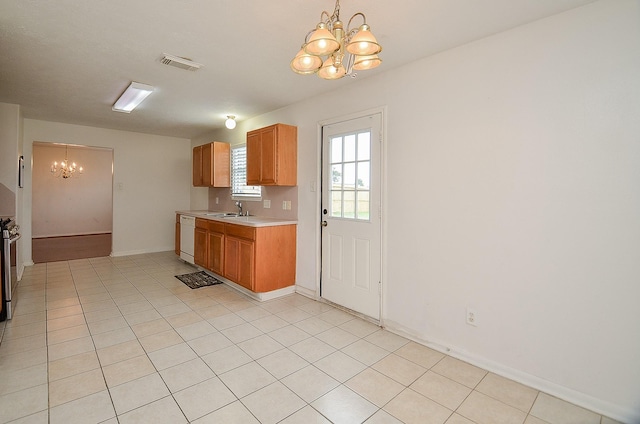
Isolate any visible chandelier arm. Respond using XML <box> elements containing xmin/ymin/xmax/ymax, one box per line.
<box><xmin>346</xmin><ymin>12</ymin><xmax>366</xmax><ymax>33</ymax></box>
<box><xmin>302</xmin><ymin>28</ymin><xmax>316</xmax><ymax>44</ymax></box>
<box><xmin>320</xmin><ymin>10</ymin><xmax>332</xmax><ymax>25</ymax></box>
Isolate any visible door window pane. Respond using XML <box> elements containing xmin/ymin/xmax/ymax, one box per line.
<box><xmin>328</xmin><ymin>130</ymin><xmax>371</xmax><ymax>221</ymax></box>
<box><xmin>343</xmin><ymin>191</ymin><xmax>356</xmax><ymax>219</ymax></box>
<box><xmin>358</xmin><ymin>132</ymin><xmax>370</xmax><ymax>161</ymax></box>
<box><xmin>331</xmin><ymin>191</ymin><xmax>342</xmax><ymax>217</ymax></box>
<box><xmin>344</xmin><ymin>134</ymin><xmax>356</xmax><ymax>162</ymax></box>
<box><xmin>331</xmin><ymin>164</ymin><xmax>342</xmax><ymax>189</ymax></box>
<box><xmin>331</xmin><ymin>137</ymin><xmax>342</xmax><ymax>163</ymax></box>
<box><xmin>357</xmin><ymin>191</ymin><xmax>370</xmax><ymax>220</ymax></box>
<box><xmin>357</xmin><ymin>161</ymin><xmax>370</xmax><ymax>189</ymax></box>
<box><xmin>343</xmin><ymin>163</ymin><xmax>356</xmax><ymax>188</ymax></box>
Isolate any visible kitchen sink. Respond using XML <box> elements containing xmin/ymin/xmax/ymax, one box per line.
<box><xmin>203</xmin><ymin>212</ymin><xmax>240</xmax><ymax>217</ymax></box>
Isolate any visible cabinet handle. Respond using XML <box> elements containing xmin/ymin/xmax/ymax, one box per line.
<box><xmin>321</xmin><ymin>221</ymin><xmax>328</xmax><ymax>227</ymax></box>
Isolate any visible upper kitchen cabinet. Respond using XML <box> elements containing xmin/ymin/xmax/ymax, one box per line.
<box><xmin>246</xmin><ymin>124</ymin><xmax>297</xmax><ymax>186</ymax></box>
<box><xmin>193</xmin><ymin>142</ymin><xmax>230</xmax><ymax>187</ymax></box>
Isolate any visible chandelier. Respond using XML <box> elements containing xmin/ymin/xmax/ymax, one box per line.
<box><xmin>51</xmin><ymin>145</ymin><xmax>83</xmax><ymax>179</ymax></box>
<box><xmin>290</xmin><ymin>0</ymin><xmax>382</xmax><ymax>80</ymax></box>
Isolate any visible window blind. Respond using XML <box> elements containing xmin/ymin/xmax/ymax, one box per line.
<box><xmin>231</xmin><ymin>145</ymin><xmax>261</xmax><ymax>198</ymax></box>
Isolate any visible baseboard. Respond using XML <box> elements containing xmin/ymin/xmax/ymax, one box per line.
<box><xmin>194</xmin><ymin>268</ymin><xmax>296</xmax><ymax>302</ymax></box>
<box><xmin>383</xmin><ymin>319</ymin><xmax>638</xmax><ymax>424</ymax></box>
<box><xmin>110</xmin><ymin>246</ymin><xmax>174</xmax><ymax>257</ymax></box>
<box><xmin>294</xmin><ymin>285</ymin><xmax>317</xmax><ymax>300</ymax></box>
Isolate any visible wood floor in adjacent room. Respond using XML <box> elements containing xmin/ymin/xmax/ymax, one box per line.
<box><xmin>32</xmin><ymin>233</ymin><xmax>112</xmax><ymax>263</ymax></box>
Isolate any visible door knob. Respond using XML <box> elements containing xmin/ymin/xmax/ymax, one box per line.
<box><xmin>321</xmin><ymin>221</ymin><xmax>328</xmax><ymax>227</ymax></box>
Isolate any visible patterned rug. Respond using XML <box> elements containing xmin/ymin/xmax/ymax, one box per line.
<box><xmin>175</xmin><ymin>271</ymin><xmax>223</xmax><ymax>289</ymax></box>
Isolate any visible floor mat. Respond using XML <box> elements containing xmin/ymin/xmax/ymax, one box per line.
<box><xmin>175</xmin><ymin>271</ymin><xmax>223</xmax><ymax>289</ymax></box>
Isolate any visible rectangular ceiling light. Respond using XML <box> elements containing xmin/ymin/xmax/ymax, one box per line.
<box><xmin>112</xmin><ymin>82</ymin><xmax>154</xmax><ymax>113</ymax></box>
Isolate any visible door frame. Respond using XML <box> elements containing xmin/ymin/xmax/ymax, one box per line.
<box><xmin>315</xmin><ymin>106</ymin><xmax>388</xmax><ymax>324</ymax></box>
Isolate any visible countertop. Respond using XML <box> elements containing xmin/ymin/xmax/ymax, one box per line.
<box><xmin>176</xmin><ymin>210</ymin><xmax>297</xmax><ymax>228</ymax></box>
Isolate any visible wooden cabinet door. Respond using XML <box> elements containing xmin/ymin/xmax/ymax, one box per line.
<box><xmin>175</xmin><ymin>221</ymin><xmax>180</xmax><ymax>256</ymax></box>
<box><xmin>212</xmin><ymin>142</ymin><xmax>230</xmax><ymax>187</ymax></box>
<box><xmin>202</xmin><ymin>143</ymin><xmax>213</xmax><ymax>186</ymax></box>
<box><xmin>192</xmin><ymin>145</ymin><xmax>203</xmax><ymax>186</ymax></box>
<box><xmin>207</xmin><ymin>232</ymin><xmax>224</xmax><ymax>275</ymax></box>
<box><xmin>223</xmin><ymin>236</ymin><xmax>254</xmax><ymax>290</ymax></box>
<box><xmin>224</xmin><ymin>236</ymin><xmax>240</xmax><ymax>282</ymax></box>
<box><xmin>246</xmin><ymin>131</ymin><xmax>261</xmax><ymax>185</ymax></box>
<box><xmin>237</xmin><ymin>239</ymin><xmax>255</xmax><ymax>290</ymax></box>
<box><xmin>194</xmin><ymin>227</ymin><xmax>207</xmax><ymax>267</ymax></box>
<box><xmin>260</xmin><ymin>127</ymin><xmax>277</xmax><ymax>184</ymax></box>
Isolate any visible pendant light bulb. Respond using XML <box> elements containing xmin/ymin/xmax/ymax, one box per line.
<box><xmin>225</xmin><ymin>115</ymin><xmax>236</xmax><ymax>129</ymax></box>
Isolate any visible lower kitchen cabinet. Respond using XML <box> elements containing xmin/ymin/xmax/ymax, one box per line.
<box><xmin>227</xmin><ymin>223</ymin><xmax>296</xmax><ymax>293</ymax></box>
<box><xmin>192</xmin><ymin>219</ymin><xmax>296</xmax><ymax>293</ymax></box>
<box><xmin>194</xmin><ymin>219</ymin><xmax>208</xmax><ymax>268</ymax></box>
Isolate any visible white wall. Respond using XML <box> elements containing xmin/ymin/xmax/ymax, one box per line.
<box><xmin>0</xmin><ymin>103</ymin><xmax>20</xmax><ymax>217</ymax></box>
<box><xmin>22</xmin><ymin>120</ymin><xmax>191</xmax><ymax>259</ymax></box>
<box><xmin>196</xmin><ymin>1</ymin><xmax>640</xmax><ymax>421</ymax></box>
<box><xmin>0</xmin><ymin>102</ymin><xmax>25</xmax><ymax>279</ymax></box>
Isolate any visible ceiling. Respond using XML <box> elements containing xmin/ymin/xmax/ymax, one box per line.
<box><xmin>0</xmin><ymin>0</ymin><xmax>597</xmax><ymax>139</ymax></box>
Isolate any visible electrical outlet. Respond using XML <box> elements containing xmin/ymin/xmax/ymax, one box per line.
<box><xmin>286</xmin><ymin>200</ymin><xmax>292</xmax><ymax>210</ymax></box>
<box><xmin>466</xmin><ymin>307</ymin><xmax>477</xmax><ymax>326</ymax></box>
<box><xmin>282</xmin><ymin>201</ymin><xmax>287</xmax><ymax>210</ymax></box>
<box><xmin>215</xmin><ymin>197</ymin><xmax>219</xmax><ymax>205</ymax></box>
<box><xmin>263</xmin><ymin>200</ymin><xmax>271</xmax><ymax>209</ymax></box>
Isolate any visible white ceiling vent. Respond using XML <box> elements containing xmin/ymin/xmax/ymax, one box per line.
<box><xmin>160</xmin><ymin>54</ymin><xmax>203</xmax><ymax>71</ymax></box>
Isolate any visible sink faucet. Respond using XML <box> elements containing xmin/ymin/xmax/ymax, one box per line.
<box><xmin>235</xmin><ymin>201</ymin><xmax>242</xmax><ymax>216</ymax></box>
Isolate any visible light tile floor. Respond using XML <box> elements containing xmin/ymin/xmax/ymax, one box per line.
<box><xmin>0</xmin><ymin>252</ymin><xmax>621</xmax><ymax>424</ymax></box>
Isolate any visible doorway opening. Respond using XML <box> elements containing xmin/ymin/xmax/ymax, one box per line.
<box><xmin>32</xmin><ymin>142</ymin><xmax>113</xmax><ymax>263</ymax></box>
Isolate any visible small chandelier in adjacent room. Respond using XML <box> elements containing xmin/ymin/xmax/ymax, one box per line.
<box><xmin>51</xmin><ymin>145</ymin><xmax>83</xmax><ymax>179</ymax></box>
<box><xmin>290</xmin><ymin>0</ymin><xmax>382</xmax><ymax>80</ymax></box>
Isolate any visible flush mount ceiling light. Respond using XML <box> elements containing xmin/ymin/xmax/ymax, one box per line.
<box><xmin>225</xmin><ymin>115</ymin><xmax>237</xmax><ymax>129</ymax></box>
<box><xmin>290</xmin><ymin>0</ymin><xmax>382</xmax><ymax>79</ymax></box>
<box><xmin>112</xmin><ymin>82</ymin><xmax>154</xmax><ymax>113</ymax></box>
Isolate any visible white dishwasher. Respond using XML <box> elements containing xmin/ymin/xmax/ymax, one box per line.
<box><xmin>179</xmin><ymin>215</ymin><xmax>195</xmax><ymax>264</ymax></box>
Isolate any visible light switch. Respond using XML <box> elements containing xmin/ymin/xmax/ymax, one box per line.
<box><xmin>264</xmin><ymin>200</ymin><xmax>271</xmax><ymax>209</ymax></box>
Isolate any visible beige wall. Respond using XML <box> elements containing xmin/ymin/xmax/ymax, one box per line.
<box><xmin>194</xmin><ymin>2</ymin><xmax>640</xmax><ymax>421</ymax></box>
<box><xmin>0</xmin><ymin>103</ymin><xmax>20</xmax><ymax>218</ymax></box>
<box><xmin>32</xmin><ymin>143</ymin><xmax>113</xmax><ymax>238</ymax></box>
<box><xmin>7</xmin><ymin>0</ymin><xmax>639</xmax><ymax>420</ymax></box>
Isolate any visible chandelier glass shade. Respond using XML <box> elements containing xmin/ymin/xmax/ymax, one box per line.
<box><xmin>290</xmin><ymin>0</ymin><xmax>382</xmax><ymax>79</ymax></box>
<box><xmin>51</xmin><ymin>145</ymin><xmax>83</xmax><ymax>179</ymax></box>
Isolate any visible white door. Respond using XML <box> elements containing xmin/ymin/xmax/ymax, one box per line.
<box><xmin>321</xmin><ymin>113</ymin><xmax>382</xmax><ymax>320</ymax></box>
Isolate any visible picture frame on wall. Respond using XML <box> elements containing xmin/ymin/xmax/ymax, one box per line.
<box><xmin>18</xmin><ymin>155</ymin><xmax>24</xmax><ymax>188</ymax></box>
